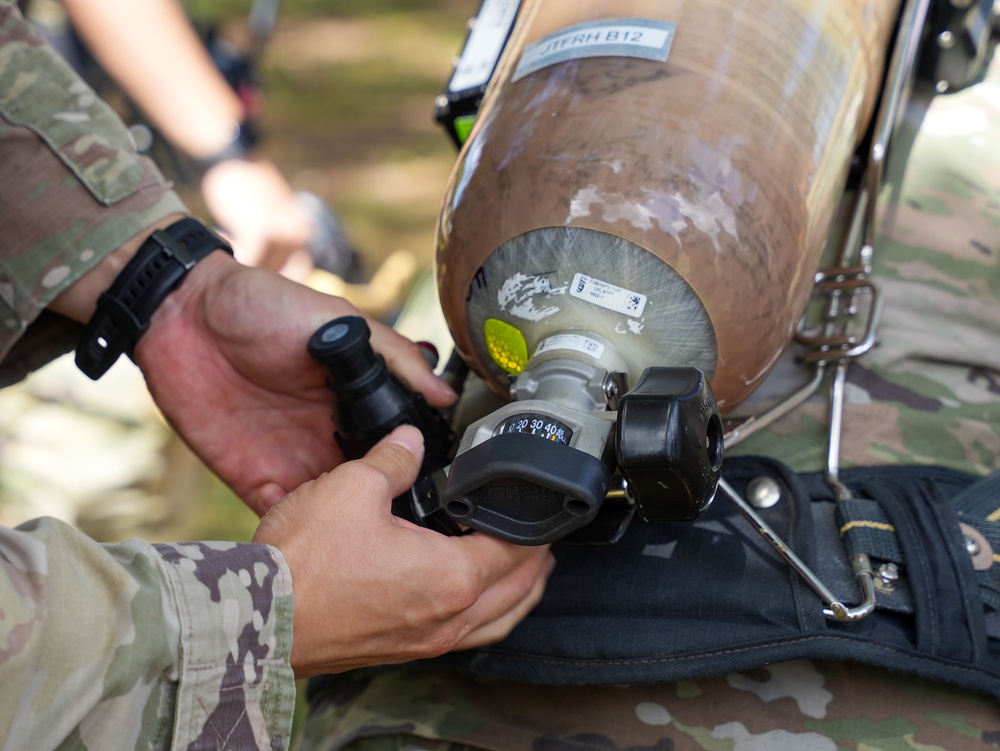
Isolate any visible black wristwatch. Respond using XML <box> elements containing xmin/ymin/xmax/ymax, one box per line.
<box><xmin>75</xmin><ymin>217</ymin><xmax>234</xmax><ymax>380</ymax></box>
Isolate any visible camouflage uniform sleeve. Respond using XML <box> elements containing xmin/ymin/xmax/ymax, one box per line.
<box><xmin>0</xmin><ymin>0</ymin><xmax>187</xmax><ymax>385</ymax></box>
<box><xmin>0</xmin><ymin>517</ymin><xmax>296</xmax><ymax>751</ymax></box>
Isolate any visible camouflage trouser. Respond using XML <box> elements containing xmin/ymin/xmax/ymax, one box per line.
<box><xmin>296</xmin><ymin>661</ymin><xmax>1000</xmax><ymax>751</ymax></box>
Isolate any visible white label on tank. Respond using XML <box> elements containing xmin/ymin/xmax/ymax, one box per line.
<box><xmin>513</xmin><ymin>18</ymin><xmax>677</xmax><ymax>82</ymax></box>
<box><xmin>534</xmin><ymin>333</ymin><xmax>606</xmax><ymax>360</ymax></box>
<box><xmin>449</xmin><ymin>0</ymin><xmax>520</xmax><ymax>92</ymax></box>
<box><xmin>570</xmin><ymin>273</ymin><xmax>647</xmax><ymax>317</ymax></box>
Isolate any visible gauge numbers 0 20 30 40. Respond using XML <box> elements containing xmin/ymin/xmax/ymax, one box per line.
<box><xmin>493</xmin><ymin>413</ymin><xmax>573</xmax><ymax>445</ymax></box>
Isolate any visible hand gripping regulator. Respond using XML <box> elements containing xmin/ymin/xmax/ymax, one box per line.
<box><xmin>309</xmin><ymin>316</ymin><xmax>724</xmax><ymax>546</ymax></box>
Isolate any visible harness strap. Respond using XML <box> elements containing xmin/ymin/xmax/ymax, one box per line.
<box><xmin>836</xmin><ymin>470</ymin><xmax>1000</xmax><ymax>611</ymax></box>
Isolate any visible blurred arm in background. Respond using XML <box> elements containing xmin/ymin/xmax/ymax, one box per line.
<box><xmin>58</xmin><ymin>0</ymin><xmax>320</xmax><ymax>279</ymax></box>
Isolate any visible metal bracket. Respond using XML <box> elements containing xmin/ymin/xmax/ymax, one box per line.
<box><xmin>718</xmin><ymin>0</ymin><xmax>933</xmax><ymax>622</ymax></box>
<box><xmin>720</xmin><ymin>478</ymin><xmax>877</xmax><ymax>621</ymax></box>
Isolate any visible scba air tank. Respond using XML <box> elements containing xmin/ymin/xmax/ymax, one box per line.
<box><xmin>436</xmin><ymin>0</ymin><xmax>900</xmax><ymax>412</ymax></box>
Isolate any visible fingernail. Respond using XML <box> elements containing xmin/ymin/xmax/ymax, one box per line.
<box><xmin>436</xmin><ymin>380</ymin><xmax>459</xmax><ymax>403</ymax></box>
<box><xmin>544</xmin><ymin>553</ymin><xmax>557</xmax><ymax>576</ymax></box>
<box><xmin>259</xmin><ymin>483</ymin><xmax>288</xmax><ymax>511</ymax></box>
<box><xmin>382</xmin><ymin>424</ymin><xmax>424</xmax><ymax>454</ymax></box>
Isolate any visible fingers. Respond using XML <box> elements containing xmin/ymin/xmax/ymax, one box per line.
<box><xmin>364</xmin><ymin>431</ymin><xmax>552</xmax><ymax>651</ymax></box>
<box><xmin>367</xmin><ymin>323</ymin><xmax>459</xmax><ymax>409</ymax></box>
<box><xmin>356</xmin><ymin>424</ymin><xmax>426</xmax><ymax>500</ymax></box>
<box><xmin>299</xmin><ymin>296</ymin><xmax>457</xmax><ymax>409</ymax></box>
<box><xmin>257</xmin><ymin>431</ymin><xmax>555</xmax><ymax>676</ymax></box>
<box><xmin>453</xmin><ymin>542</ymin><xmax>555</xmax><ymax>650</ymax></box>
<box><xmin>346</xmin><ymin>433</ymin><xmax>555</xmax><ymax>655</ymax></box>
<box><xmin>247</xmin><ymin>481</ymin><xmax>289</xmax><ymax>516</ymax></box>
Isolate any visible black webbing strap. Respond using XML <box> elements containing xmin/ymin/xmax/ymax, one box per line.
<box><xmin>953</xmin><ymin>476</ymin><xmax>1000</xmax><ymax>610</ymax></box>
<box><xmin>836</xmin><ymin>470</ymin><xmax>1000</xmax><ymax>611</ymax></box>
<box><xmin>835</xmin><ymin>497</ymin><xmax>903</xmax><ymax>561</ymax></box>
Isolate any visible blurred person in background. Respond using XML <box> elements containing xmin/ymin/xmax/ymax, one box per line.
<box><xmin>1</xmin><ymin>0</ymin><xmax>409</xmax><ymax>542</ymax></box>
<box><xmin>22</xmin><ymin>0</ymin><xmax>368</xmax><ymax>284</ymax></box>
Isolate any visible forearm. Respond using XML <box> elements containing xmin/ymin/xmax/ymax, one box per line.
<box><xmin>0</xmin><ymin>518</ymin><xmax>295</xmax><ymax>750</ymax></box>
<box><xmin>0</xmin><ymin>0</ymin><xmax>187</xmax><ymax>383</ymax></box>
<box><xmin>60</xmin><ymin>0</ymin><xmax>246</xmax><ymax>159</ymax></box>
<box><xmin>47</xmin><ymin>213</ymin><xmax>186</xmax><ymax>325</ymax></box>
<box><xmin>57</xmin><ymin>0</ymin><xmax>323</xmax><ymax>277</ymax></box>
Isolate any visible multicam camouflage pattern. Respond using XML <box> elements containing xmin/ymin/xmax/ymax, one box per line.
<box><xmin>295</xmin><ymin>18</ymin><xmax>1000</xmax><ymax>751</ymax></box>
<box><xmin>0</xmin><ymin>518</ymin><xmax>295</xmax><ymax>751</ymax></box>
<box><xmin>300</xmin><ymin>662</ymin><xmax>1000</xmax><ymax>751</ymax></box>
<box><xmin>0</xmin><ymin>3</ymin><xmax>297</xmax><ymax>749</ymax></box>
<box><xmin>0</xmin><ymin>0</ymin><xmax>185</xmax><ymax>385</ymax></box>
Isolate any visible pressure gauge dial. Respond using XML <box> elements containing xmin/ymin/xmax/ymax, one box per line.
<box><xmin>494</xmin><ymin>413</ymin><xmax>573</xmax><ymax>445</ymax></box>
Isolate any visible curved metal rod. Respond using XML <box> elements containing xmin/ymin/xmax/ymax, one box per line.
<box><xmin>723</xmin><ymin>363</ymin><xmax>827</xmax><ymax>449</ymax></box>
<box><xmin>719</xmin><ymin>478</ymin><xmax>877</xmax><ymax>622</ymax></box>
<box><xmin>827</xmin><ymin>554</ymin><xmax>878</xmax><ymax>622</ymax></box>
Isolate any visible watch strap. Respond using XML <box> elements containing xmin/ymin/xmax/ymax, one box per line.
<box><xmin>192</xmin><ymin>119</ymin><xmax>259</xmax><ymax>173</ymax></box>
<box><xmin>75</xmin><ymin>217</ymin><xmax>233</xmax><ymax>380</ymax></box>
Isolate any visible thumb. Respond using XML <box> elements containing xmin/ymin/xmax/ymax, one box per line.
<box><xmin>356</xmin><ymin>424</ymin><xmax>426</xmax><ymax>500</ymax></box>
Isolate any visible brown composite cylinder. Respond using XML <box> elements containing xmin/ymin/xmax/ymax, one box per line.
<box><xmin>435</xmin><ymin>0</ymin><xmax>900</xmax><ymax>411</ymax></box>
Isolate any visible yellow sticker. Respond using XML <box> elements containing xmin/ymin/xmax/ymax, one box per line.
<box><xmin>484</xmin><ymin>318</ymin><xmax>529</xmax><ymax>375</ymax></box>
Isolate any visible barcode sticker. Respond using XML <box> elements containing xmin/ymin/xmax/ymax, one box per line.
<box><xmin>570</xmin><ymin>273</ymin><xmax>647</xmax><ymax>317</ymax></box>
<box><xmin>534</xmin><ymin>333</ymin><xmax>605</xmax><ymax>360</ymax></box>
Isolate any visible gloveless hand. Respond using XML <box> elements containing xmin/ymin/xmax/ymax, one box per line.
<box><xmin>133</xmin><ymin>251</ymin><xmax>456</xmax><ymax>515</ymax></box>
<box><xmin>201</xmin><ymin>158</ymin><xmax>316</xmax><ymax>281</ymax></box>
<box><xmin>253</xmin><ymin>425</ymin><xmax>555</xmax><ymax>676</ymax></box>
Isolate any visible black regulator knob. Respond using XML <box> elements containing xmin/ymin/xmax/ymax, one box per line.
<box><xmin>615</xmin><ymin>367</ymin><xmax>724</xmax><ymax>521</ymax></box>
<box><xmin>308</xmin><ymin>316</ymin><xmax>459</xmax><ymax>533</ymax></box>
